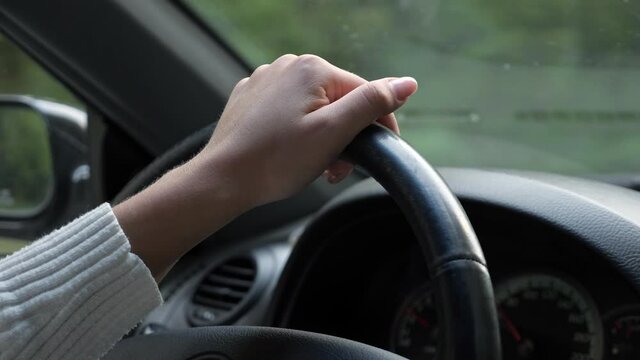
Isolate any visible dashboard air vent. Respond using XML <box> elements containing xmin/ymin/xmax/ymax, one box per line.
<box><xmin>189</xmin><ymin>256</ymin><xmax>257</xmax><ymax>326</ymax></box>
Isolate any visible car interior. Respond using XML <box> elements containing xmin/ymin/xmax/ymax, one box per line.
<box><xmin>0</xmin><ymin>1</ymin><xmax>638</xmax><ymax>359</ymax></box>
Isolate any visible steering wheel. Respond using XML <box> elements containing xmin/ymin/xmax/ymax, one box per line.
<box><xmin>104</xmin><ymin>125</ymin><xmax>501</xmax><ymax>360</ymax></box>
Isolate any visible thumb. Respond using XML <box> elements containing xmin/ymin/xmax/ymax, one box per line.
<box><xmin>308</xmin><ymin>77</ymin><xmax>417</xmax><ymax>136</ymax></box>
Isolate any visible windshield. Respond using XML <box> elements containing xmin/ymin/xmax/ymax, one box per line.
<box><xmin>184</xmin><ymin>0</ymin><xmax>640</xmax><ymax>175</ymax></box>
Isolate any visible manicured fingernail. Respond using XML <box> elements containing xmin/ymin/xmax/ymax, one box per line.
<box><xmin>327</xmin><ymin>172</ymin><xmax>345</xmax><ymax>184</ymax></box>
<box><xmin>389</xmin><ymin>77</ymin><xmax>418</xmax><ymax>101</ymax></box>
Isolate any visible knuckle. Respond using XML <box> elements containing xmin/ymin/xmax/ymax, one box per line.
<box><xmin>297</xmin><ymin>54</ymin><xmax>322</xmax><ymax>64</ymax></box>
<box><xmin>277</xmin><ymin>53</ymin><xmax>297</xmax><ymax>62</ymax></box>
<box><xmin>295</xmin><ymin>54</ymin><xmax>325</xmax><ymax>71</ymax></box>
<box><xmin>252</xmin><ymin>64</ymin><xmax>269</xmax><ymax>76</ymax></box>
<box><xmin>233</xmin><ymin>77</ymin><xmax>250</xmax><ymax>91</ymax></box>
<box><xmin>294</xmin><ymin>54</ymin><xmax>329</xmax><ymax>81</ymax></box>
<box><xmin>237</xmin><ymin>77</ymin><xmax>249</xmax><ymax>86</ymax></box>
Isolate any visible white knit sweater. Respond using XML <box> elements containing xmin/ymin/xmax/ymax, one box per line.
<box><xmin>0</xmin><ymin>203</ymin><xmax>163</xmax><ymax>360</ymax></box>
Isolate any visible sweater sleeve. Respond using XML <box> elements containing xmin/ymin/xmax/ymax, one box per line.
<box><xmin>0</xmin><ymin>203</ymin><xmax>163</xmax><ymax>360</ymax></box>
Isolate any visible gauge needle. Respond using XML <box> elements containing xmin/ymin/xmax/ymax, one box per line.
<box><xmin>614</xmin><ymin>320</ymin><xmax>632</xmax><ymax>339</ymax></box>
<box><xmin>499</xmin><ymin>309</ymin><xmax>522</xmax><ymax>343</ymax></box>
<box><xmin>406</xmin><ymin>309</ymin><xmax>430</xmax><ymax>329</ymax></box>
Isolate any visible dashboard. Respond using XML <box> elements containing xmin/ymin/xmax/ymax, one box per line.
<box><xmin>276</xmin><ymin>200</ymin><xmax>639</xmax><ymax>360</ymax></box>
<box><xmin>141</xmin><ymin>169</ymin><xmax>640</xmax><ymax>360</ymax></box>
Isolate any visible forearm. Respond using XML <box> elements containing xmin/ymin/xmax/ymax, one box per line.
<box><xmin>113</xmin><ymin>152</ymin><xmax>253</xmax><ymax>280</ymax></box>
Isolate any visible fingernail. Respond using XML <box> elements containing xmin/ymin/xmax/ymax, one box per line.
<box><xmin>389</xmin><ymin>77</ymin><xmax>418</xmax><ymax>101</ymax></box>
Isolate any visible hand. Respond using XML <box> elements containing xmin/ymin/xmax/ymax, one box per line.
<box><xmin>197</xmin><ymin>54</ymin><xmax>418</xmax><ymax>207</ymax></box>
<box><xmin>115</xmin><ymin>54</ymin><xmax>417</xmax><ymax>279</ymax></box>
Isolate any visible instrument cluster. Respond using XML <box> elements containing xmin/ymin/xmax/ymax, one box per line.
<box><xmin>390</xmin><ymin>272</ymin><xmax>639</xmax><ymax>360</ymax></box>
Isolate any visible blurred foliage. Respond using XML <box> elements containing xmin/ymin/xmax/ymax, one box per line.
<box><xmin>0</xmin><ymin>35</ymin><xmax>77</xmax><ymax>219</ymax></box>
<box><xmin>0</xmin><ymin>36</ymin><xmax>81</xmax><ymax>106</ymax></box>
<box><xmin>187</xmin><ymin>0</ymin><xmax>640</xmax><ymax>73</ymax></box>
<box><xmin>0</xmin><ymin>107</ymin><xmax>53</xmax><ymax>214</ymax></box>
<box><xmin>424</xmin><ymin>0</ymin><xmax>640</xmax><ymax>67</ymax></box>
<box><xmin>187</xmin><ymin>0</ymin><xmax>640</xmax><ymax>175</ymax></box>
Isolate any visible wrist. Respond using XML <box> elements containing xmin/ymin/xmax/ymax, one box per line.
<box><xmin>185</xmin><ymin>150</ymin><xmax>258</xmax><ymax>214</ymax></box>
<box><xmin>114</xmin><ymin>152</ymin><xmax>256</xmax><ymax>279</ymax></box>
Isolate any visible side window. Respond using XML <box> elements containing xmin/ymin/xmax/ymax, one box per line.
<box><xmin>0</xmin><ymin>34</ymin><xmax>87</xmax><ymax>255</ymax></box>
<box><xmin>0</xmin><ymin>36</ymin><xmax>82</xmax><ymax>106</ymax></box>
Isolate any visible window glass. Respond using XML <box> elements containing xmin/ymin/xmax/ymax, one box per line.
<box><xmin>0</xmin><ymin>34</ymin><xmax>83</xmax><ymax>254</ymax></box>
<box><xmin>0</xmin><ymin>107</ymin><xmax>53</xmax><ymax>217</ymax></box>
<box><xmin>0</xmin><ymin>36</ymin><xmax>81</xmax><ymax>106</ymax></box>
<box><xmin>185</xmin><ymin>0</ymin><xmax>640</xmax><ymax>175</ymax></box>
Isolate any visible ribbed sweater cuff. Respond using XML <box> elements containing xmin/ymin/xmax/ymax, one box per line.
<box><xmin>0</xmin><ymin>203</ymin><xmax>163</xmax><ymax>360</ymax></box>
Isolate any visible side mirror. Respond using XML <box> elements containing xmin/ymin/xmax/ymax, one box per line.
<box><xmin>0</xmin><ymin>95</ymin><xmax>91</xmax><ymax>245</ymax></box>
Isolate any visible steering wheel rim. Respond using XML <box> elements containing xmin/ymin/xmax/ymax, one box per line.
<box><xmin>348</xmin><ymin>125</ymin><xmax>500</xmax><ymax>360</ymax></box>
<box><xmin>106</xmin><ymin>124</ymin><xmax>501</xmax><ymax>360</ymax></box>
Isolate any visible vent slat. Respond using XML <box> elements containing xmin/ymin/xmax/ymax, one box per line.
<box><xmin>193</xmin><ymin>295</ymin><xmax>235</xmax><ymax>310</ymax></box>
<box><xmin>206</xmin><ymin>274</ymin><xmax>253</xmax><ymax>289</ymax></box>
<box><xmin>190</xmin><ymin>256</ymin><xmax>257</xmax><ymax>326</ymax></box>
<box><xmin>197</xmin><ymin>284</ymin><xmax>246</xmax><ymax>301</ymax></box>
<box><xmin>219</xmin><ymin>264</ymin><xmax>256</xmax><ymax>279</ymax></box>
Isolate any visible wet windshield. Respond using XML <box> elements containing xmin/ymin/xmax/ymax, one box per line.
<box><xmin>185</xmin><ymin>0</ymin><xmax>640</xmax><ymax>175</ymax></box>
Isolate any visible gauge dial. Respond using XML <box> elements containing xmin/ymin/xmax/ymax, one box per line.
<box><xmin>495</xmin><ymin>273</ymin><xmax>604</xmax><ymax>360</ymax></box>
<box><xmin>604</xmin><ymin>306</ymin><xmax>640</xmax><ymax>360</ymax></box>
<box><xmin>390</xmin><ymin>284</ymin><xmax>439</xmax><ymax>359</ymax></box>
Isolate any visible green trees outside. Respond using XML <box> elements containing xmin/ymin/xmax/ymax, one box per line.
<box><xmin>188</xmin><ymin>0</ymin><xmax>640</xmax><ymax>74</ymax></box>
<box><xmin>0</xmin><ymin>108</ymin><xmax>52</xmax><ymax>213</ymax></box>
<box><xmin>188</xmin><ymin>0</ymin><xmax>640</xmax><ymax>175</ymax></box>
<box><xmin>0</xmin><ymin>36</ymin><xmax>74</xmax><ymax>214</ymax></box>
<box><xmin>0</xmin><ymin>35</ymin><xmax>74</xmax><ymax>251</ymax></box>
<box><xmin>0</xmin><ymin>36</ymin><xmax>80</xmax><ymax>106</ymax></box>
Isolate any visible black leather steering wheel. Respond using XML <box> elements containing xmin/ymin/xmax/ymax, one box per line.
<box><xmin>105</xmin><ymin>125</ymin><xmax>501</xmax><ymax>360</ymax></box>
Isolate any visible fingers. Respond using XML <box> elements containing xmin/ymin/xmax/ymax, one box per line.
<box><xmin>308</xmin><ymin>77</ymin><xmax>417</xmax><ymax>142</ymax></box>
<box><xmin>238</xmin><ymin>54</ymin><xmax>415</xmax><ymax>185</ymax></box>
<box><xmin>270</xmin><ymin>53</ymin><xmax>299</xmax><ymax>69</ymax></box>
<box><xmin>325</xmin><ymin>66</ymin><xmax>368</xmax><ymax>102</ymax></box>
<box><xmin>249</xmin><ymin>54</ymin><xmax>298</xmax><ymax>79</ymax></box>
<box><xmin>377</xmin><ymin>113</ymin><xmax>400</xmax><ymax>134</ymax></box>
<box><xmin>252</xmin><ymin>63</ymin><xmax>270</xmax><ymax>76</ymax></box>
<box><xmin>315</xmin><ymin>76</ymin><xmax>415</xmax><ymax>184</ymax></box>
<box><xmin>323</xmin><ymin>66</ymin><xmax>401</xmax><ymax>134</ymax></box>
<box><xmin>324</xmin><ymin>160</ymin><xmax>353</xmax><ymax>183</ymax></box>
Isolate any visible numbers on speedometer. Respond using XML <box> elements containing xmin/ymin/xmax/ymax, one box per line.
<box><xmin>604</xmin><ymin>305</ymin><xmax>640</xmax><ymax>360</ymax></box>
<box><xmin>495</xmin><ymin>273</ymin><xmax>604</xmax><ymax>360</ymax></box>
<box><xmin>390</xmin><ymin>273</ymin><xmax>605</xmax><ymax>360</ymax></box>
<box><xmin>390</xmin><ymin>284</ymin><xmax>439</xmax><ymax>360</ymax></box>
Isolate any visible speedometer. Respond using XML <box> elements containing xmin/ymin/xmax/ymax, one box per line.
<box><xmin>390</xmin><ymin>283</ymin><xmax>439</xmax><ymax>359</ymax></box>
<box><xmin>604</xmin><ymin>305</ymin><xmax>640</xmax><ymax>359</ymax></box>
<box><xmin>390</xmin><ymin>273</ymin><xmax>604</xmax><ymax>360</ymax></box>
<box><xmin>495</xmin><ymin>273</ymin><xmax>604</xmax><ymax>360</ymax></box>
